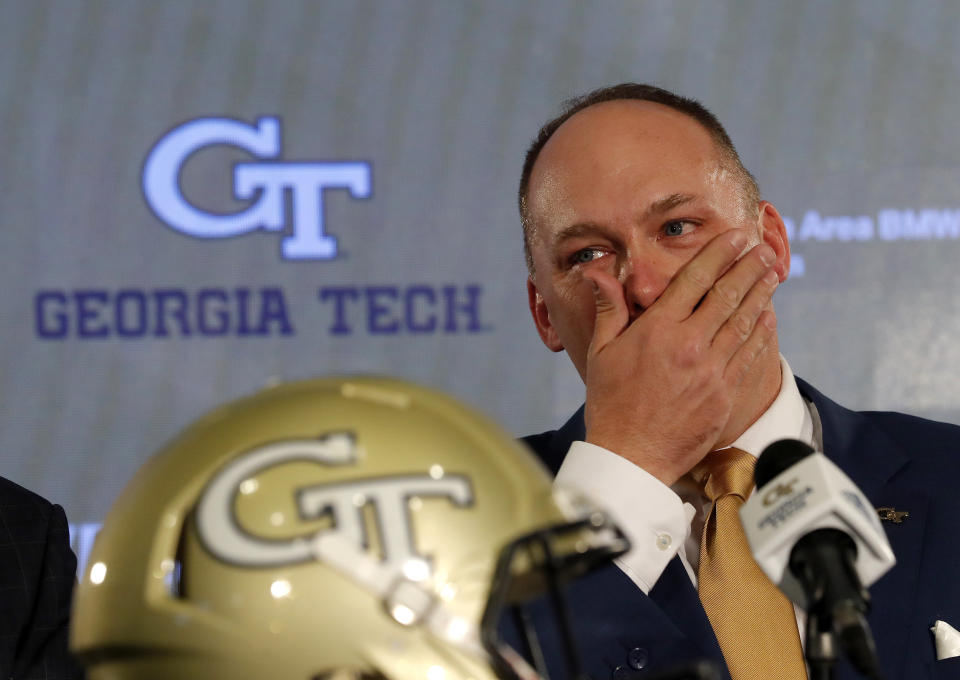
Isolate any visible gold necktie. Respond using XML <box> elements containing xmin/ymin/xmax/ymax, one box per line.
<box><xmin>693</xmin><ymin>448</ymin><xmax>807</xmax><ymax>680</ymax></box>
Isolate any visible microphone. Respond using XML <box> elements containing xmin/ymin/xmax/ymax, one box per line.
<box><xmin>739</xmin><ymin>439</ymin><xmax>895</xmax><ymax>680</ymax></box>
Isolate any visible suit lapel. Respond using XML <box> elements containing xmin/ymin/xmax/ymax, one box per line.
<box><xmin>648</xmin><ymin>557</ymin><xmax>728</xmax><ymax>669</ymax></box>
<box><xmin>797</xmin><ymin>378</ymin><xmax>926</xmax><ymax>680</ymax></box>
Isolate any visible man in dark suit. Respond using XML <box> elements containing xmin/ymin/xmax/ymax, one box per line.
<box><xmin>517</xmin><ymin>83</ymin><xmax>960</xmax><ymax>679</ymax></box>
<box><xmin>0</xmin><ymin>476</ymin><xmax>84</xmax><ymax>680</ymax></box>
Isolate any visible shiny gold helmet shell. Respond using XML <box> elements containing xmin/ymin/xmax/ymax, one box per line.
<box><xmin>72</xmin><ymin>377</ymin><xmax>623</xmax><ymax>680</ymax></box>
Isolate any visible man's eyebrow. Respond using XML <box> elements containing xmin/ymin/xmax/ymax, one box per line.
<box><xmin>551</xmin><ymin>222</ymin><xmax>608</xmax><ymax>248</ymax></box>
<box><xmin>645</xmin><ymin>193</ymin><xmax>696</xmax><ymax>217</ymax></box>
<box><xmin>550</xmin><ymin>194</ymin><xmax>698</xmax><ymax>248</ymax></box>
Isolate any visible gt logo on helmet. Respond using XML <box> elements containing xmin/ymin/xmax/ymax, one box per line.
<box><xmin>195</xmin><ymin>432</ymin><xmax>473</xmax><ymax>578</ymax></box>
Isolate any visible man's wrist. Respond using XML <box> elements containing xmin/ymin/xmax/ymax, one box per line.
<box><xmin>584</xmin><ymin>432</ymin><xmax>688</xmax><ymax>486</ymax></box>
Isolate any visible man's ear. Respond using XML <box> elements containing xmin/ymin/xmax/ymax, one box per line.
<box><xmin>758</xmin><ymin>201</ymin><xmax>791</xmax><ymax>283</ymax></box>
<box><xmin>527</xmin><ymin>277</ymin><xmax>564</xmax><ymax>352</ymax></box>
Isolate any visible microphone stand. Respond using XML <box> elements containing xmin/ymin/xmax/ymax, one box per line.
<box><xmin>805</xmin><ymin>613</ymin><xmax>839</xmax><ymax>680</ymax></box>
<box><xmin>791</xmin><ymin>530</ymin><xmax>885</xmax><ymax>680</ymax></box>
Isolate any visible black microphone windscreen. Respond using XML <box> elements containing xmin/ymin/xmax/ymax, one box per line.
<box><xmin>755</xmin><ymin>439</ymin><xmax>815</xmax><ymax>488</ymax></box>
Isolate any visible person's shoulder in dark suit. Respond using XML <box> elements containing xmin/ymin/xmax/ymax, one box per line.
<box><xmin>0</xmin><ymin>476</ymin><xmax>84</xmax><ymax>680</ymax></box>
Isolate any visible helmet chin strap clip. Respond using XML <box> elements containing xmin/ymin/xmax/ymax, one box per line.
<box><xmin>384</xmin><ymin>577</ymin><xmax>437</xmax><ymax>626</ymax></box>
<box><xmin>313</xmin><ymin>532</ymin><xmax>487</xmax><ymax>658</ymax></box>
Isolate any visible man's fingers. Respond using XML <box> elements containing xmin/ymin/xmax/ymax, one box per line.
<box><xmin>710</xmin><ymin>267</ymin><xmax>779</xmax><ymax>358</ymax></box>
<box><xmin>586</xmin><ymin>271</ymin><xmax>629</xmax><ymax>355</ymax></box>
<box><xmin>655</xmin><ymin>230</ymin><xmax>753</xmax><ymax>318</ymax></box>
<box><xmin>724</xmin><ymin>309</ymin><xmax>776</xmax><ymax>387</ymax></box>
<box><xmin>694</xmin><ymin>242</ymin><xmax>776</xmax><ymax>339</ymax></box>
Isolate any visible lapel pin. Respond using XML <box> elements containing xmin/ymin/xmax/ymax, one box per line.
<box><xmin>876</xmin><ymin>507</ymin><xmax>909</xmax><ymax>524</ymax></box>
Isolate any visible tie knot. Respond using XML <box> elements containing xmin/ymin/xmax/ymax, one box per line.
<box><xmin>691</xmin><ymin>447</ymin><xmax>756</xmax><ymax>502</ymax></box>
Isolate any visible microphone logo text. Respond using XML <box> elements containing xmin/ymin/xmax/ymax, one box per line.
<box><xmin>762</xmin><ymin>478</ymin><xmax>800</xmax><ymax>507</ymax></box>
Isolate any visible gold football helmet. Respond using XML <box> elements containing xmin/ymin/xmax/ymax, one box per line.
<box><xmin>72</xmin><ymin>377</ymin><xmax>626</xmax><ymax>680</ymax></box>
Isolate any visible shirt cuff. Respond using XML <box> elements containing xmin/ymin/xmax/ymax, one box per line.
<box><xmin>555</xmin><ymin>441</ymin><xmax>691</xmax><ymax>594</ymax></box>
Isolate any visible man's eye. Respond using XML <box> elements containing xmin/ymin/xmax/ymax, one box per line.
<box><xmin>569</xmin><ymin>248</ymin><xmax>604</xmax><ymax>265</ymax></box>
<box><xmin>663</xmin><ymin>220</ymin><xmax>694</xmax><ymax>237</ymax></box>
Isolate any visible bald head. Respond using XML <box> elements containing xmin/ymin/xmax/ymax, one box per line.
<box><xmin>519</xmin><ymin>83</ymin><xmax>759</xmax><ymax>273</ymax></box>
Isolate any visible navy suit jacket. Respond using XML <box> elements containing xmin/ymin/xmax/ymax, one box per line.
<box><xmin>520</xmin><ymin>378</ymin><xmax>960</xmax><ymax>680</ymax></box>
<box><xmin>0</xmin><ymin>477</ymin><xmax>83</xmax><ymax>680</ymax></box>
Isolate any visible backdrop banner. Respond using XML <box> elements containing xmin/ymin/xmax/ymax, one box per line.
<box><xmin>2</xmin><ymin>0</ymin><xmax>958</xmax><ymax>574</ymax></box>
